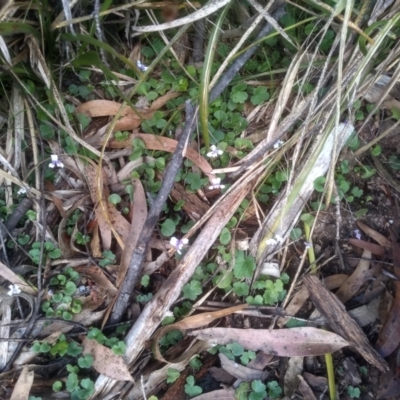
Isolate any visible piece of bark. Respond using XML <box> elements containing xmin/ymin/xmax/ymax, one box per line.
<box><xmin>303</xmin><ymin>275</ymin><xmax>388</xmax><ymax>372</ymax></box>
<box><xmin>170</xmin><ymin>182</ymin><xmax>209</xmax><ymax>221</ymax></box>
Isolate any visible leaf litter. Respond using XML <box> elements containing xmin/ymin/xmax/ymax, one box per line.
<box><xmin>1</xmin><ymin>0</ymin><xmax>400</xmax><ymax>399</ymax></box>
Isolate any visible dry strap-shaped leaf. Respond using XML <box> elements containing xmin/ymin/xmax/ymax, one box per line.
<box><xmin>152</xmin><ymin>304</ymin><xmax>247</xmax><ymax>364</ymax></box>
<box><xmin>10</xmin><ymin>366</ymin><xmax>34</xmax><ymax>400</ymax></box>
<box><xmin>75</xmin><ymin>99</ymin><xmax>154</xmax><ymax>119</ymax></box>
<box><xmin>298</xmin><ymin>375</ymin><xmax>318</xmax><ymax>400</ymax></box>
<box><xmin>348</xmin><ymin>238</ymin><xmax>389</xmax><ymax>258</ymax></box>
<box><xmin>188</xmin><ymin>388</ymin><xmax>236</xmax><ymax>400</ymax></box>
<box><xmin>109</xmin><ymin>133</ymin><xmax>213</xmax><ymax>176</ymax></box>
<box><xmin>219</xmin><ymin>353</ymin><xmax>268</xmax><ymax>381</ymax></box>
<box><xmin>303</xmin><ymin>274</ymin><xmax>388</xmax><ymax>371</ymax></box>
<box><xmin>375</xmin><ymin>229</ymin><xmax>400</xmax><ymax>357</ymax></box>
<box><xmin>26</xmin><ymin>36</ymin><xmax>103</xmax><ymax>159</ymax></box>
<box><xmin>357</xmin><ymin>221</ymin><xmax>391</xmax><ymax>248</ymax></box>
<box><xmin>189</xmin><ymin>326</ymin><xmax>349</xmax><ymax>357</ymax></box>
<box><xmin>131</xmin><ymin>0</ymin><xmax>232</xmax><ymax>34</ymax></box>
<box><xmin>82</xmin><ymin>338</ymin><xmax>134</xmax><ymax>382</ymax></box>
<box><xmin>85</xmin><ymin>164</ymin><xmax>130</xmax><ymax>251</ymax></box>
<box><xmin>284</xmin><ymin>356</ymin><xmax>304</xmax><ymax>398</ymax></box>
<box><xmin>117</xmin><ymin>179</ymin><xmax>147</xmax><ymax>288</ymax></box>
<box><xmin>335</xmin><ymin>249</ymin><xmax>371</xmax><ymax>304</ymax></box>
<box><xmin>250</xmin><ymin>122</ymin><xmax>354</xmax><ymax>267</ymax></box>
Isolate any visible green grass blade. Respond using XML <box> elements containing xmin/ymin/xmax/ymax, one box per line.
<box><xmin>199</xmin><ymin>3</ymin><xmax>231</xmax><ymax>150</ymax></box>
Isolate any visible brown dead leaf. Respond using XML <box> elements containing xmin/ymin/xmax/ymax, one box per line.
<box><xmin>357</xmin><ymin>221</ymin><xmax>391</xmax><ymax>248</ymax></box>
<box><xmin>76</xmin><ymin>99</ymin><xmax>153</xmax><ymax>120</ymax></box>
<box><xmin>82</xmin><ymin>338</ymin><xmax>134</xmax><ymax>382</ymax></box>
<box><xmin>335</xmin><ymin>249</ymin><xmax>371</xmax><ymax>304</ymax></box>
<box><xmin>298</xmin><ymin>375</ymin><xmax>318</xmax><ymax>400</ymax></box>
<box><xmin>348</xmin><ymin>238</ymin><xmax>388</xmax><ymax>257</ymax></box>
<box><xmin>377</xmin><ymin>285</ymin><xmax>400</xmax><ymax>356</ymax></box>
<box><xmin>85</xmin><ymin>164</ymin><xmax>130</xmax><ymax>251</ymax></box>
<box><xmin>74</xmin><ymin>265</ymin><xmax>118</xmax><ymax>296</ymax></box>
<box><xmin>219</xmin><ymin>353</ymin><xmax>268</xmax><ymax>381</ymax></box>
<box><xmin>190</xmin><ymin>327</ymin><xmax>349</xmax><ymax>357</ymax></box>
<box><xmin>376</xmin><ymin>229</ymin><xmax>400</xmax><ymax>357</ymax></box>
<box><xmin>109</xmin><ymin>133</ymin><xmax>213</xmax><ymax>175</ymax></box>
<box><xmin>117</xmin><ymin>179</ymin><xmax>147</xmax><ymax>287</ymax></box>
<box><xmin>189</xmin><ymin>389</ymin><xmax>236</xmax><ymax>400</ymax></box>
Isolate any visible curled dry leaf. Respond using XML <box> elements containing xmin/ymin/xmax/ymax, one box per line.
<box><xmin>219</xmin><ymin>353</ymin><xmax>268</xmax><ymax>381</ymax></box>
<box><xmin>335</xmin><ymin>249</ymin><xmax>372</xmax><ymax>304</ymax></box>
<box><xmin>190</xmin><ymin>327</ymin><xmax>349</xmax><ymax>357</ymax></box>
<box><xmin>82</xmin><ymin>338</ymin><xmax>133</xmax><ymax>382</ymax></box>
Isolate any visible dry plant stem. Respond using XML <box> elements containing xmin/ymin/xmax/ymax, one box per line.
<box><xmin>91</xmin><ymin>174</ymin><xmax>257</xmax><ymax>398</ymax></box>
<box><xmin>355</xmin><ymin>118</ymin><xmax>400</xmax><ymax>157</ymax></box>
<box><xmin>209</xmin><ymin>4</ymin><xmax>286</xmax><ymax>102</ymax></box>
<box><xmin>109</xmin><ymin>101</ymin><xmax>196</xmax><ymax>324</ymax></box>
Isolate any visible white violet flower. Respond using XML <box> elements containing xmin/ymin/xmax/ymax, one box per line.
<box><xmin>273</xmin><ymin>140</ymin><xmax>284</xmax><ymax>149</ymax></box>
<box><xmin>354</xmin><ymin>229</ymin><xmax>361</xmax><ymax>240</ymax></box>
<box><xmin>17</xmin><ymin>187</ymin><xmax>27</xmax><ymax>195</ymax></box>
<box><xmin>206</xmin><ymin>145</ymin><xmax>223</xmax><ymax>158</ymax></box>
<box><xmin>209</xmin><ymin>178</ymin><xmax>225</xmax><ymax>190</ymax></box>
<box><xmin>136</xmin><ymin>60</ymin><xmax>148</xmax><ymax>72</ymax></box>
<box><xmin>265</xmin><ymin>235</ymin><xmax>284</xmax><ymax>246</ymax></box>
<box><xmin>304</xmin><ymin>241</ymin><xmax>313</xmax><ymax>249</ymax></box>
<box><xmin>7</xmin><ymin>284</ymin><xmax>21</xmax><ymax>296</ymax></box>
<box><xmin>49</xmin><ymin>155</ymin><xmax>64</xmax><ymax>169</ymax></box>
<box><xmin>170</xmin><ymin>237</ymin><xmax>189</xmax><ymax>254</ymax></box>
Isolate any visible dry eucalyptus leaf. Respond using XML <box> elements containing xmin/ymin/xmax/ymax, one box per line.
<box><xmin>190</xmin><ymin>327</ymin><xmax>349</xmax><ymax>357</ymax></box>
<box><xmin>82</xmin><ymin>338</ymin><xmax>133</xmax><ymax>382</ymax></box>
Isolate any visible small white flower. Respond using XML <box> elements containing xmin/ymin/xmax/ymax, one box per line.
<box><xmin>209</xmin><ymin>177</ymin><xmax>225</xmax><ymax>190</ymax></box>
<box><xmin>170</xmin><ymin>237</ymin><xmax>189</xmax><ymax>254</ymax></box>
<box><xmin>266</xmin><ymin>235</ymin><xmax>285</xmax><ymax>246</ymax></box>
<box><xmin>304</xmin><ymin>241</ymin><xmax>313</xmax><ymax>249</ymax></box>
<box><xmin>17</xmin><ymin>187</ymin><xmax>27</xmax><ymax>195</ymax></box>
<box><xmin>275</xmin><ymin>235</ymin><xmax>284</xmax><ymax>243</ymax></box>
<box><xmin>136</xmin><ymin>60</ymin><xmax>148</xmax><ymax>72</ymax></box>
<box><xmin>354</xmin><ymin>229</ymin><xmax>361</xmax><ymax>240</ymax></box>
<box><xmin>7</xmin><ymin>284</ymin><xmax>21</xmax><ymax>296</ymax></box>
<box><xmin>49</xmin><ymin>155</ymin><xmax>64</xmax><ymax>169</ymax></box>
<box><xmin>47</xmin><ymin>289</ymin><xmax>54</xmax><ymax>297</ymax></box>
<box><xmin>207</xmin><ymin>145</ymin><xmax>223</xmax><ymax>158</ymax></box>
<box><xmin>273</xmin><ymin>140</ymin><xmax>284</xmax><ymax>149</ymax></box>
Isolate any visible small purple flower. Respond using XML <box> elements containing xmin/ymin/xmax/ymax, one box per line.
<box><xmin>136</xmin><ymin>60</ymin><xmax>148</xmax><ymax>72</ymax></box>
<box><xmin>170</xmin><ymin>237</ymin><xmax>189</xmax><ymax>254</ymax></box>
<box><xmin>7</xmin><ymin>284</ymin><xmax>21</xmax><ymax>296</ymax></box>
<box><xmin>49</xmin><ymin>155</ymin><xmax>64</xmax><ymax>169</ymax></box>
<box><xmin>209</xmin><ymin>178</ymin><xmax>225</xmax><ymax>190</ymax></box>
<box><xmin>206</xmin><ymin>145</ymin><xmax>223</xmax><ymax>158</ymax></box>
<box><xmin>354</xmin><ymin>229</ymin><xmax>361</xmax><ymax>240</ymax></box>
